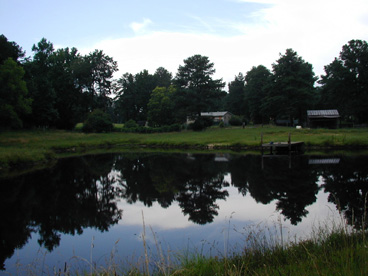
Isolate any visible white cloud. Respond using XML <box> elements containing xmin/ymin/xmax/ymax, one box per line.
<box><xmin>82</xmin><ymin>0</ymin><xmax>368</xmax><ymax>85</ymax></box>
<box><xmin>129</xmin><ymin>18</ymin><xmax>153</xmax><ymax>34</ymax></box>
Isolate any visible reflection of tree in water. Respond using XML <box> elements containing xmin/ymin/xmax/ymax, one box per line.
<box><xmin>320</xmin><ymin>156</ymin><xmax>368</xmax><ymax>230</ymax></box>
<box><xmin>115</xmin><ymin>153</ymin><xmax>230</xmax><ymax>224</ymax></box>
<box><xmin>0</xmin><ymin>154</ymin><xmax>122</xmax><ymax>270</ymax></box>
<box><xmin>114</xmin><ymin>153</ymin><xmax>183</xmax><ymax>208</ymax></box>
<box><xmin>176</xmin><ymin>154</ymin><xmax>229</xmax><ymax>224</ymax></box>
<box><xmin>229</xmin><ymin>155</ymin><xmax>320</xmax><ymax>225</ymax></box>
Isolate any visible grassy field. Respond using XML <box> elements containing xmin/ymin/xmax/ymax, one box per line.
<box><xmin>1</xmin><ymin>125</ymin><xmax>368</xmax><ymax>170</ymax></box>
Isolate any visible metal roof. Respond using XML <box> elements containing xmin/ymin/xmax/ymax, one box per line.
<box><xmin>201</xmin><ymin>111</ymin><xmax>231</xmax><ymax>117</ymax></box>
<box><xmin>307</xmin><ymin>110</ymin><xmax>340</xmax><ymax>118</ymax></box>
<box><xmin>309</xmin><ymin>158</ymin><xmax>340</xmax><ymax>165</ymax></box>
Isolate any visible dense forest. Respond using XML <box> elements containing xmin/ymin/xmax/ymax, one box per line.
<box><xmin>1</xmin><ymin>34</ymin><xmax>367</xmax><ymax>131</ymax></box>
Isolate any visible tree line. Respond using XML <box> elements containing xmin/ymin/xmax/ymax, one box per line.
<box><xmin>1</xmin><ymin>34</ymin><xmax>367</xmax><ymax>131</ymax></box>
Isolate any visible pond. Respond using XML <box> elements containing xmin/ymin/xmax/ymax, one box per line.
<box><xmin>1</xmin><ymin>152</ymin><xmax>367</xmax><ymax>275</ymax></box>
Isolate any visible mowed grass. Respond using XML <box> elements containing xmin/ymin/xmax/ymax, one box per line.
<box><xmin>1</xmin><ymin>125</ymin><xmax>368</xmax><ymax>169</ymax></box>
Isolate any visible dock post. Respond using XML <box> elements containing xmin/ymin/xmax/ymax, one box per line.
<box><xmin>288</xmin><ymin>133</ymin><xmax>291</xmax><ymax>168</ymax></box>
<box><xmin>261</xmin><ymin>132</ymin><xmax>263</xmax><ymax>146</ymax></box>
<box><xmin>261</xmin><ymin>132</ymin><xmax>264</xmax><ymax>155</ymax></box>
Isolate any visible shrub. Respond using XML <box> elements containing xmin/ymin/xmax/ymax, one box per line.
<box><xmin>229</xmin><ymin>115</ymin><xmax>243</xmax><ymax>126</ymax></box>
<box><xmin>82</xmin><ymin>109</ymin><xmax>113</xmax><ymax>133</ymax></box>
<box><xmin>118</xmin><ymin>123</ymin><xmax>182</xmax><ymax>133</ymax></box>
<box><xmin>189</xmin><ymin>117</ymin><xmax>213</xmax><ymax>131</ymax></box>
<box><xmin>124</xmin><ymin>119</ymin><xmax>138</xmax><ymax>129</ymax></box>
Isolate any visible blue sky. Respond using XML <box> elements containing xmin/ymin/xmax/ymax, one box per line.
<box><xmin>1</xmin><ymin>0</ymin><xmax>368</xmax><ymax>84</ymax></box>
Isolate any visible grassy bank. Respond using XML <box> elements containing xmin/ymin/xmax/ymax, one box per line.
<box><xmin>1</xmin><ymin>126</ymin><xmax>368</xmax><ymax>170</ymax></box>
<box><xmin>173</xmin><ymin>230</ymin><xmax>368</xmax><ymax>276</ymax></box>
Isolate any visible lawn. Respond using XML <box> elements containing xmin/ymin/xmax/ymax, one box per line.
<box><xmin>1</xmin><ymin>125</ymin><xmax>368</xmax><ymax>170</ymax></box>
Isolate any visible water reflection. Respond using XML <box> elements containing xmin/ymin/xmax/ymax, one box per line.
<box><xmin>318</xmin><ymin>155</ymin><xmax>368</xmax><ymax>230</ymax></box>
<box><xmin>229</xmin><ymin>155</ymin><xmax>320</xmax><ymax>225</ymax></box>
<box><xmin>0</xmin><ymin>155</ymin><xmax>123</xmax><ymax>270</ymax></box>
<box><xmin>1</xmin><ymin>152</ymin><xmax>367</xmax><ymax>270</ymax></box>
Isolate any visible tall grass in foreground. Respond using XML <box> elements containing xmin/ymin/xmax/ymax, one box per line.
<box><xmin>11</xmin><ymin>211</ymin><xmax>368</xmax><ymax>276</ymax></box>
<box><xmin>124</xmin><ymin>201</ymin><xmax>367</xmax><ymax>276</ymax></box>
<box><xmin>174</xmin><ymin>223</ymin><xmax>367</xmax><ymax>276</ymax></box>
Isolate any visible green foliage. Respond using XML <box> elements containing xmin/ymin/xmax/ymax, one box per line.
<box><xmin>263</xmin><ymin>49</ymin><xmax>316</xmax><ymax>125</ymax></box>
<box><xmin>2</xmin><ymin>33</ymin><xmax>368</xmax><ymax>131</ymax></box>
<box><xmin>120</xmin><ymin>123</ymin><xmax>182</xmax><ymax>133</ymax></box>
<box><xmin>22</xmin><ymin>37</ymin><xmax>118</xmax><ymax>129</ymax></box>
<box><xmin>147</xmin><ymin>85</ymin><xmax>176</xmax><ymax>126</ymax></box>
<box><xmin>189</xmin><ymin>116</ymin><xmax>213</xmax><ymax>131</ymax></box>
<box><xmin>224</xmin><ymin>73</ymin><xmax>246</xmax><ymax>116</ymax></box>
<box><xmin>174</xmin><ymin>54</ymin><xmax>225</xmax><ymax>117</ymax></box>
<box><xmin>0</xmin><ymin>34</ymin><xmax>25</xmax><ymax>64</ymax></box>
<box><xmin>244</xmin><ymin>65</ymin><xmax>272</xmax><ymax>124</ymax></box>
<box><xmin>115</xmin><ymin>70</ymin><xmax>157</xmax><ymax>122</ymax></box>
<box><xmin>0</xmin><ymin>58</ymin><xmax>32</xmax><ymax>129</ymax></box>
<box><xmin>0</xmin><ymin>104</ymin><xmax>23</xmax><ymax>129</ymax></box>
<box><xmin>124</xmin><ymin>119</ymin><xmax>138</xmax><ymax>129</ymax></box>
<box><xmin>82</xmin><ymin>109</ymin><xmax>113</xmax><ymax>133</ymax></box>
<box><xmin>319</xmin><ymin>39</ymin><xmax>368</xmax><ymax>123</ymax></box>
<box><xmin>153</xmin><ymin>66</ymin><xmax>172</xmax><ymax>87</ymax></box>
<box><xmin>229</xmin><ymin>115</ymin><xmax>243</xmax><ymax>126</ymax></box>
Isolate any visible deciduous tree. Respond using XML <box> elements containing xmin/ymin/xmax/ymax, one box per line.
<box><xmin>0</xmin><ymin>34</ymin><xmax>25</xmax><ymax>64</ymax></box>
<box><xmin>244</xmin><ymin>65</ymin><xmax>272</xmax><ymax>124</ymax></box>
<box><xmin>0</xmin><ymin>58</ymin><xmax>31</xmax><ymax>128</ymax></box>
<box><xmin>24</xmin><ymin>38</ymin><xmax>58</xmax><ymax>127</ymax></box>
<box><xmin>115</xmin><ymin>70</ymin><xmax>156</xmax><ymax>122</ymax></box>
<box><xmin>147</xmin><ymin>86</ymin><xmax>176</xmax><ymax>126</ymax></box>
<box><xmin>319</xmin><ymin>39</ymin><xmax>368</xmax><ymax>123</ymax></box>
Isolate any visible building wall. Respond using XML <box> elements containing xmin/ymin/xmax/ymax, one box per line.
<box><xmin>309</xmin><ymin>118</ymin><xmax>339</xmax><ymax>129</ymax></box>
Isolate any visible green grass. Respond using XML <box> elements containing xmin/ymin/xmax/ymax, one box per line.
<box><xmin>174</xmin><ymin>227</ymin><xmax>368</xmax><ymax>276</ymax></box>
<box><xmin>1</xmin><ymin>126</ymin><xmax>368</xmax><ymax>170</ymax></box>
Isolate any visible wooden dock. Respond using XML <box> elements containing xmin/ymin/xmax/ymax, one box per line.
<box><xmin>262</xmin><ymin>141</ymin><xmax>305</xmax><ymax>154</ymax></box>
<box><xmin>261</xmin><ymin>133</ymin><xmax>305</xmax><ymax>154</ymax></box>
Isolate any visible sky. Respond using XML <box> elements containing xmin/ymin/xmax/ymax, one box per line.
<box><xmin>1</xmin><ymin>0</ymin><xmax>368</xmax><ymax>85</ymax></box>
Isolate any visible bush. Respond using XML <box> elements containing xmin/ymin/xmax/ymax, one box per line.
<box><xmin>0</xmin><ymin>104</ymin><xmax>23</xmax><ymax>129</ymax></box>
<box><xmin>118</xmin><ymin>123</ymin><xmax>182</xmax><ymax>133</ymax></box>
<box><xmin>82</xmin><ymin>109</ymin><xmax>113</xmax><ymax>133</ymax></box>
<box><xmin>229</xmin><ymin>115</ymin><xmax>243</xmax><ymax>126</ymax></box>
<box><xmin>124</xmin><ymin>119</ymin><xmax>138</xmax><ymax>129</ymax></box>
<box><xmin>189</xmin><ymin>116</ymin><xmax>213</xmax><ymax>131</ymax></box>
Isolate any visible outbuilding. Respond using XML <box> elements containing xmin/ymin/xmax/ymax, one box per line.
<box><xmin>307</xmin><ymin>110</ymin><xmax>340</xmax><ymax>129</ymax></box>
<box><xmin>201</xmin><ymin>111</ymin><xmax>233</xmax><ymax>125</ymax></box>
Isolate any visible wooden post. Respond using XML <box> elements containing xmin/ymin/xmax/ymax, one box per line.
<box><xmin>288</xmin><ymin>133</ymin><xmax>292</xmax><ymax>168</ymax></box>
<box><xmin>261</xmin><ymin>132</ymin><xmax>263</xmax><ymax>146</ymax></box>
<box><xmin>261</xmin><ymin>132</ymin><xmax>264</xmax><ymax>155</ymax></box>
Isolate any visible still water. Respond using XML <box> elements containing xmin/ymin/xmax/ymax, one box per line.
<box><xmin>1</xmin><ymin>152</ymin><xmax>367</xmax><ymax>274</ymax></box>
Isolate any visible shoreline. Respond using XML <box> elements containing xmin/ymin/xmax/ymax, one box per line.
<box><xmin>1</xmin><ymin>127</ymin><xmax>368</xmax><ymax>173</ymax></box>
